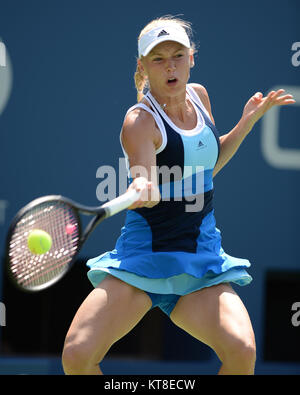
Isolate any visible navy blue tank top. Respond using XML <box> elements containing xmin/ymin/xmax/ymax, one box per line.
<box><xmin>122</xmin><ymin>85</ymin><xmax>220</xmax><ymax>254</ymax></box>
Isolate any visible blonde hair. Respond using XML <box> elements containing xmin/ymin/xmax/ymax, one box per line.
<box><xmin>134</xmin><ymin>15</ymin><xmax>195</xmax><ymax>102</ymax></box>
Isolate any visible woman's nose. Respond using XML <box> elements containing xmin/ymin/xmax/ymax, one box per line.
<box><xmin>166</xmin><ymin>60</ymin><xmax>176</xmax><ymax>71</ymax></box>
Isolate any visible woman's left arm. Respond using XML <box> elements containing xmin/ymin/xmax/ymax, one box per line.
<box><xmin>213</xmin><ymin>89</ymin><xmax>295</xmax><ymax>176</ymax></box>
<box><xmin>191</xmin><ymin>84</ymin><xmax>296</xmax><ymax>177</ymax></box>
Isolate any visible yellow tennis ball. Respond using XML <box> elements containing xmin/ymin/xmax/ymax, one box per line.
<box><xmin>27</xmin><ymin>229</ymin><xmax>52</xmax><ymax>255</ymax></box>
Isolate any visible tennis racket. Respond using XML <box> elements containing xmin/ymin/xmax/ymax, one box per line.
<box><xmin>5</xmin><ymin>189</ymin><xmax>140</xmax><ymax>292</ymax></box>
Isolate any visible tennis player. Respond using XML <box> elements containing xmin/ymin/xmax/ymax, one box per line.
<box><xmin>62</xmin><ymin>16</ymin><xmax>295</xmax><ymax>375</ymax></box>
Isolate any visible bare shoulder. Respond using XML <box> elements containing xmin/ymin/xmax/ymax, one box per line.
<box><xmin>189</xmin><ymin>83</ymin><xmax>215</xmax><ymax>124</ymax></box>
<box><xmin>189</xmin><ymin>82</ymin><xmax>209</xmax><ymax>100</ymax></box>
<box><xmin>121</xmin><ymin>106</ymin><xmax>161</xmax><ymax>152</ymax></box>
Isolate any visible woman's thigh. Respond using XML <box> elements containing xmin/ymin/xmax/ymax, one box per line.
<box><xmin>63</xmin><ymin>274</ymin><xmax>153</xmax><ymax>363</ymax></box>
<box><xmin>169</xmin><ymin>283</ymin><xmax>255</xmax><ymax>362</ymax></box>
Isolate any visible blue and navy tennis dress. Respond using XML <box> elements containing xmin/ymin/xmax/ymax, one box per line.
<box><xmin>87</xmin><ymin>85</ymin><xmax>252</xmax><ymax>316</ymax></box>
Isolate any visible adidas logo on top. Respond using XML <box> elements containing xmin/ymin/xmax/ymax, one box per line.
<box><xmin>158</xmin><ymin>30</ymin><xmax>169</xmax><ymax>37</ymax></box>
<box><xmin>196</xmin><ymin>140</ymin><xmax>206</xmax><ymax>150</ymax></box>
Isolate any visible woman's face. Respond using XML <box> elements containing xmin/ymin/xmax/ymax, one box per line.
<box><xmin>139</xmin><ymin>41</ymin><xmax>194</xmax><ymax>99</ymax></box>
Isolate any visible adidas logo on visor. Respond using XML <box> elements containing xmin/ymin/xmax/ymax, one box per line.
<box><xmin>157</xmin><ymin>30</ymin><xmax>169</xmax><ymax>37</ymax></box>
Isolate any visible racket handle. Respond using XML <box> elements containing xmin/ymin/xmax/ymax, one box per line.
<box><xmin>102</xmin><ymin>189</ymin><xmax>141</xmax><ymax>217</ymax></box>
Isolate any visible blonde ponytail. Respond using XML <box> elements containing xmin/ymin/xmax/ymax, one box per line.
<box><xmin>134</xmin><ymin>64</ymin><xmax>146</xmax><ymax>102</ymax></box>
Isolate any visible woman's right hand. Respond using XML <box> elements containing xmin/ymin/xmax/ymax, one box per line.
<box><xmin>127</xmin><ymin>176</ymin><xmax>161</xmax><ymax>209</ymax></box>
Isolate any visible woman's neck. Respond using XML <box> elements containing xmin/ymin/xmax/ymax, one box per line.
<box><xmin>150</xmin><ymin>90</ymin><xmax>191</xmax><ymax>123</ymax></box>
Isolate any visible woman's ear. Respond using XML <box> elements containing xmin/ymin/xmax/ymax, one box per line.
<box><xmin>189</xmin><ymin>53</ymin><xmax>195</xmax><ymax>68</ymax></box>
<box><xmin>137</xmin><ymin>58</ymin><xmax>147</xmax><ymax>77</ymax></box>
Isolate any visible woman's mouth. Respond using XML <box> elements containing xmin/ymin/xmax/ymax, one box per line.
<box><xmin>167</xmin><ymin>77</ymin><xmax>178</xmax><ymax>85</ymax></box>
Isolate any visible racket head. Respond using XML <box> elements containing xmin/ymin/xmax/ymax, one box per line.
<box><xmin>6</xmin><ymin>195</ymin><xmax>82</xmax><ymax>292</ymax></box>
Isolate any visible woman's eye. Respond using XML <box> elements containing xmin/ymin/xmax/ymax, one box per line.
<box><xmin>153</xmin><ymin>57</ymin><xmax>162</xmax><ymax>62</ymax></box>
<box><xmin>175</xmin><ymin>54</ymin><xmax>183</xmax><ymax>58</ymax></box>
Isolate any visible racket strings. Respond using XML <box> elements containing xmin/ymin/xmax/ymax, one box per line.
<box><xmin>8</xmin><ymin>201</ymin><xmax>80</xmax><ymax>290</ymax></box>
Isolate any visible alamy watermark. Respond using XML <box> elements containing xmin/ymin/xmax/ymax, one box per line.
<box><xmin>291</xmin><ymin>42</ymin><xmax>300</xmax><ymax>67</ymax></box>
<box><xmin>291</xmin><ymin>302</ymin><xmax>300</xmax><ymax>327</ymax></box>
<box><xmin>0</xmin><ymin>302</ymin><xmax>6</xmax><ymax>326</ymax></box>
<box><xmin>96</xmin><ymin>158</ymin><xmax>205</xmax><ymax>212</ymax></box>
<box><xmin>0</xmin><ymin>200</ymin><xmax>9</xmax><ymax>225</ymax></box>
<box><xmin>0</xmin><ymin>41</ymin><xmax>6</xmax><ymax>67</ymax></box>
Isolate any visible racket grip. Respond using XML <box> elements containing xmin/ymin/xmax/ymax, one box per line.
<box><xmin>102</xmin><ymin>189</ymin><xmax>141</xmax><ymax>217</ymax></box>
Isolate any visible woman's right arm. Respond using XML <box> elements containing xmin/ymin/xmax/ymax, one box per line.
<box><xmin>120</xmin><ymin>108</ymin><xmax>161</xmax><ymax>209</ymax></box>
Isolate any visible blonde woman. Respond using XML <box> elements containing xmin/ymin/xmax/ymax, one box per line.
<box><xmin>62</xmin><ymin>16</ymin><xmax>295</xmax><ymax>375</ymax></box>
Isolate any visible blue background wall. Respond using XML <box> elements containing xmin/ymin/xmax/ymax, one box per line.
<box><xmin>0</xmin><ymin>0</ymin><xmax>299</xmax><ymax>374</ymax></box>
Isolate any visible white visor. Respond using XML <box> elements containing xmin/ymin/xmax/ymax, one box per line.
<box><xmin>138</xmin><ymin>25</ymin><xmax>191</xmax><ymax>58</ymax></box>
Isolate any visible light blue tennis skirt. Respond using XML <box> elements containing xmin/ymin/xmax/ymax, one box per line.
<box><xmin>86</xmin><ymin>210</ymin><xmax>252</xmax><ymax>296</ymax></box>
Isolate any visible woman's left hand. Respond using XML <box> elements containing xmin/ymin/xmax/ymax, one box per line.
<box><xmin>242</xmin><ymin>89</ymin><xmax>296</xmax><ymax>133</ymax></box>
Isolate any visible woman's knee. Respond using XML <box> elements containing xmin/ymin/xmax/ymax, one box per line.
<box><xmin>218</xmin><ymin>336</ymin><xmax>256</xmax><ymax>373</ymax></box>
<box><xmin>62</xmin><ymin>339</ymin><xmax>107</xmax><ymax>375</ymax></box>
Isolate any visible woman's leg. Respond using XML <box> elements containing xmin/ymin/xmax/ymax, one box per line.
<box><xmin>170</xmin><ymin>283</ymin><xmax>256</xmax><ymax>374</ymax></box>
<box><xmin>62</xmin><ymin>274</ymin><xmax>152</xmax><ymax>375</ymax></box>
